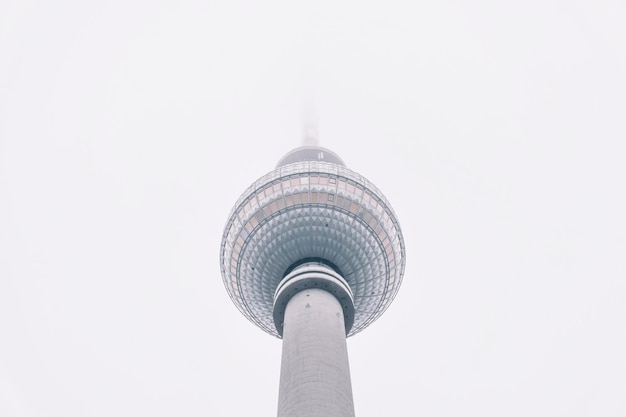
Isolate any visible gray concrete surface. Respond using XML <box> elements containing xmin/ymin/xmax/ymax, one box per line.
<box><xmin>277</xmin><ymin>288</ymin><xmax>355</xmax><ymax>417</ymax></box>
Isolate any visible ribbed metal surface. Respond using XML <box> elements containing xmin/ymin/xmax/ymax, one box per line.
<box><xmin>220</xmin><ymin>160</ymin><xmax>405</xmax><ymax>338</ymax></box>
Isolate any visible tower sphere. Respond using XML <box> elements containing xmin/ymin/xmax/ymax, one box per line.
<box><xmin>220</xmin><ymin>145</ymin><xmax>406</xmax><ymax>337</ymax></box>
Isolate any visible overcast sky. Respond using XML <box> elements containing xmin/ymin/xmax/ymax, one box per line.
<box><xmin>1</xmin><ymin>1</ymin><xmax>625</xmax><ymax>416</ymax></box>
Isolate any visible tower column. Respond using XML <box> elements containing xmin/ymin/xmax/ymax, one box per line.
<box><xmin>277</xmin><ymin>288</ymin><xmax>355</xmax><ymax>417</ymax></box>
<box><xmin>273</xmin><ymin>263</ymin><xmax>356</xmax><ymax>417</ymax></box>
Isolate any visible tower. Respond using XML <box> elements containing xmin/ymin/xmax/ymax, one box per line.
<box><xmin>219</xmin><ymin>138</ymin><xmax>405</xmax><ymax>417</ymax></box>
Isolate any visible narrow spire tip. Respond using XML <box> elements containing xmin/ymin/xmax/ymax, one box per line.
<box><xmin>302</xmin><ymin>100</ymin><xmax>319</xmax><ymax>146</ymax></box>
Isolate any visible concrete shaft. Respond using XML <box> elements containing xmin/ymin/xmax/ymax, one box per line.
<box><xmin>277</xmin><ymin>288</ymin><xmax>355</xmax><ymax>417</ymax></box>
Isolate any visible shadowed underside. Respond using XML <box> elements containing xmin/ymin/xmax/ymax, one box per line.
<box><xmin>220</xmin><ymin>153</ymin><xmax>405</xmax><ymax>338</ymax></box>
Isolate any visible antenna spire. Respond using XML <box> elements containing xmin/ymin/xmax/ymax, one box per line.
<box><xmin>302</xmin><ymin>100</ymin><xmax>319</xmax><ymax>146</ymax></box>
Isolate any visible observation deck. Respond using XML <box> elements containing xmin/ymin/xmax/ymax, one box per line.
<box><xmin>219</xmin><ymin>145</ymin><xmax>406</xmax><ymax>337</ymax></box>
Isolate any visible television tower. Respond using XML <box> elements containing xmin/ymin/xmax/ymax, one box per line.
<box><xmin>220</xmin><ymin>128</ymin><xmax>406</xmax><ymax>416</ymax></box>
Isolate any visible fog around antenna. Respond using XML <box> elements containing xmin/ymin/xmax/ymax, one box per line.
<box><xmin>302</xmin><ymin>100</ymin><xmax>319</xmax><ymax>146</ymax></box>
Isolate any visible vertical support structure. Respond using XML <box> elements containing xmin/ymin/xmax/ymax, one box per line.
<box><xmin>273</xmin><ymin>263</ymin><xmax>356</xmax><ymax>417</ymax></box>
<box><xmin>277</xmin><ymin>288</ymin><xmax>355</xmax><ymax>417</ymax></box>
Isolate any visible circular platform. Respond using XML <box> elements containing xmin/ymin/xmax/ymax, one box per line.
<box><xmin>220</xmin><ymin>149</ymin><xmax>405</xmax><ymax>338</ymax></box>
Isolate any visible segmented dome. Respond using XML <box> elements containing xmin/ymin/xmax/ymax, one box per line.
<box><xmin>220</xmin><ymin>160</ymin><xmax>405</xmax><ymax>338</ymax></box>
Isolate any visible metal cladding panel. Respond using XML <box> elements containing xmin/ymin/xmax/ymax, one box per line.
<box><xmin>220</xmin><ymin>161</ymin><xmax>406</xmax><ymax>338</ymax></box>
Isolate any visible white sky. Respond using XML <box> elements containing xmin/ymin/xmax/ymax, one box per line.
<box><xmin>1</xmin><ymin>1</ymin><xmax>625</xmax><ymax>416</ymax></box>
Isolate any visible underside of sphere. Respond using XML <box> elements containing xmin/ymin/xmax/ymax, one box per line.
<box><xmin>220</xmin><ymin>160</ymin><xmax>405</xmax><ymax>338</ymax></box>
